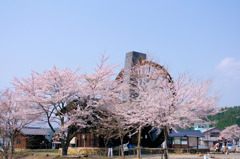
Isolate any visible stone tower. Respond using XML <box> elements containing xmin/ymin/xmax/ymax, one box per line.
<box><xmin>123</xmin><ymin>51</ymin><xmax>147</xmax><ymax>101</ymax></box>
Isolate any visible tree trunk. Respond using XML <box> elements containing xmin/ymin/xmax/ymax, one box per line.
<box><xmin>2</xmin><ymin>146</ymin><xmax>9</xmax><ymax>159</ymax></box>
<box><xmin>104</xmin><ymin>138</ymin><xmax>109</xmax><ymax>157</ymax></box>
<box><xmin>62</xmin><ymin>143</ymin><xmax>68</xmax><ymax>156</ymax></box>
<box><xmin>120</xmin><ymin>136</ymin><xmax>124</xmax><ymax>157</ymax></box>
<box><xmin>1</xmin><ymin>136</ymin><xmax>9</xmax><ymax>159</ymax></box>
<box><xmin>61</xmin><ymin>129</ymin><xmax>73</xmax><ymax>156</ymax></box>
<box><xmin>163</xmin><ymin>127</ymin><xmax>168</xmax><ymax>159</ymax></box>
<box><xmin>137</xmin><ymin>127</ymin><xmax>142</xmax><ymax>159</ymax></box>
<box><xmin>61</xmin><ymin>138</ymin><xmax>70</xmax><ymax>156</ymax></box>
<box><xmin>10</xmin><ymin>136</ymin><xmax>15</xmax><ymax>158</ymax></box>
<box><xmin>4</xmin><ymin>153</ymin><xmax>8</xmax><ymax>159</ymax></box>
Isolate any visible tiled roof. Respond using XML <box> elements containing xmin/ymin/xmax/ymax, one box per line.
<box><xmin>20</xmin><ymin>127</ymin><xmax>50</xmax><ymax>136</ymax></box>
<box><xmin>169</xmin><ymin>130</ymin><xmax>204</xmax><ymax>137</ymax></box>
<box><xmin>200</xmin><ymin>127</ymin><xmax>222</xmax><ymax>133</ymax></box>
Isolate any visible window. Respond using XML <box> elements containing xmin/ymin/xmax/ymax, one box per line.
<box><xmin>17</xmin><ymin>139</ymin><xmax>21</xmax><ymax>144</ymax></box>
<box><xmin>181</xmin><ymin>137</ymin><xmax>187</xmax><ymax>145</ymax></box>
<box><xmin>174</xmin><ymin>138</ymin><xmax>181</xmax><ymax>144</ymax></box>
<box><xmin>210</xmin><ymin>132</ymin><xmax>220</xmax><ymax>137</ymax></box>
<box><xmin>198</xmin><ymin>125</ymin><xmax>206</xmax><ymax>128</ymax></box>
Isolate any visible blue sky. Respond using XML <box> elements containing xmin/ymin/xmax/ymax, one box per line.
<box><xmin>0</xmin><ymin>0</ymin><xmax>240</xmax><ymax>107</ymax></box>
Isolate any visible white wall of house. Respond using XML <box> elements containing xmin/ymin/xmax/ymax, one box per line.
<box><xmin>202</xmin><ymin>129</ymin><xmax>221</xmax><ymax>141</ymax></box>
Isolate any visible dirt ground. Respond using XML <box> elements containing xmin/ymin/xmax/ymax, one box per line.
<box><xmin>140</xmin><ymin>154</ymin><xmax>240</xmax><ymax>159</ymax></box>
<box><xmin>89</xmin><ymin>153</ymin><xmax>240</xmax><ymax>159</ymax></box>
<box><xmin>2</xmin><ymin>152</ymin><xmax>240</xmax><ymax>159</ymax></box>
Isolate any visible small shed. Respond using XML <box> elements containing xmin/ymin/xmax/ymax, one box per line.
<box><xmin>14</xmin><ymin>127</ymin><xmax>50</xmax><ymax>149</ymax></box>
<box><xmin>169</xmin><ymin>130</ymin><xmax>204</xmax><ymax>151</ymax></box>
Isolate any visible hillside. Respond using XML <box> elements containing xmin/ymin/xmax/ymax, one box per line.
<box><xmin>208</xmin><ymin>106</ymin><xmax>240</xmax><ymax>130</ymax></box>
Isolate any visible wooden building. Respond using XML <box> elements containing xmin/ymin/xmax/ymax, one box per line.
<box><xmin>169</xmin><ymin>130</ymin><xmax>204</xmax><ymax>150</ymax></box>
<box><xmin>70</xmin><ymin>131</ymin><xmax>102</xmax><ymax>147</ymax></box>
<box><xmin>65</xmin><ymin>127</ymin><xmax>165</xmax><ymax>148</ymax></box>
<box><xmin>14</xmin><ymin>127</ymin><xmax>50</xmax><ymax>149</ymax></box>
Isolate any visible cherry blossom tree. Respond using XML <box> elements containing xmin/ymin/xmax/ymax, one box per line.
<box><xmin>118</xmin><ymin>61</ymin><xmax>167</xmax><ymax>158</ymax></box>
<box><xmin>148</xmin><ymin>74</ymin><xmax>217</xmax><ymax>159</ymax></box>
<box><xmin>80</xmin><ymin>55</ymin><xmax>130</xmax><ymax>156</ymax></box>
<box><xmin>12</xmin><ymin>66</ymin><xmax>87</xmax><ymax>155</ymax></box>
<box><xmin>121</xmin><ymin>60</ymin><xmax>219</xmax><ymax>159</ymax></box>
<box><xmin>219</xmin><ymin>124</ymin><xmax>240</xmax><ymax>144</ymax></box>
<box><xmin>12</xmin><ymin>55</ymin><xmax>126</xmax><ymax>156</ymax></box>
<box><xmin>81</xmin><ymin>55</ymin><xmax>123</xmax><ymax>111</ymax></box>
<box><xmin>96</xmin><ymin>105</ymin><xmax>133</xmax><ymax>157</ymax></box>
<box><xmin>112</xmin><ymin>108</ymin><xmax>133</xmax><ymax>157</ymax></box>
<box><xmin>94</xmin><ymin>113</ymin><xmax>118</xmax><ymax>148</ymax></box>
<box><xmin>0</xmin><ymin>89</ymin><xmax>39</xmax><ymax>159</ymax></box>
<box><xmin>94</xmin><ymin>110</ymin><xmax>131</xmax><ymax>157</ymax></box>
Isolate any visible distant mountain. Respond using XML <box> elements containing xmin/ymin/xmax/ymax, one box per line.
<box><xmin>208</xmin><ymin>106</ymin><xmax>240</xmax><ymax>130</ymax></box>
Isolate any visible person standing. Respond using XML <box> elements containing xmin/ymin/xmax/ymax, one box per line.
<box><xmin>123</xmin><ymin>141</ymin><xmax>129</xmax><ymax>156</ymax></box>
<box><xmin>214</xmin><ymin>142</ymin><xmax>219</xmax><ymax>152</ymax></box>
<box><xmin>107</xmin><ymin>139</ymin><xmax>114</xmax><ymax>158</ymax></box>
<box><xmin>224</xmin><ymin>143</ymin><xmax>229</xmax><ymax>154</ymax></box>
<box><xmin>161</xmin><ymin>141</ymin><xmax>166</xmax><ymax>148</ymax></box>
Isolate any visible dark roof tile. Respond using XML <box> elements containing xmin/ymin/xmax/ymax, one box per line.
<box><xmin>20</xmin><ymin>127</ymin><xmax>50</xmax><ymax>136</ymax></box>
<box><xmin>169</xmin><ymin>130</ymin><xmax>204</xmax><ymax>137</ymax></box>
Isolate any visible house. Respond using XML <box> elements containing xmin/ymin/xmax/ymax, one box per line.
<box><xmin>194</xmin><ymin>122</ymin><xmax>210</xmax><ymax>131</ymax></box>
<box><xmin>14</xmin><ymin>127</ymin><xmax>50</xmax><ymax>149</ymax></box>
<box><xmin>169</xmin><ymin>130</ymin><xmax>204</xmax><ymax>150</ymax></box>
<box><xmin>199</xmin><ymin>127</ymin><xmax>222</xmax><ymax>148</ymax></box>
